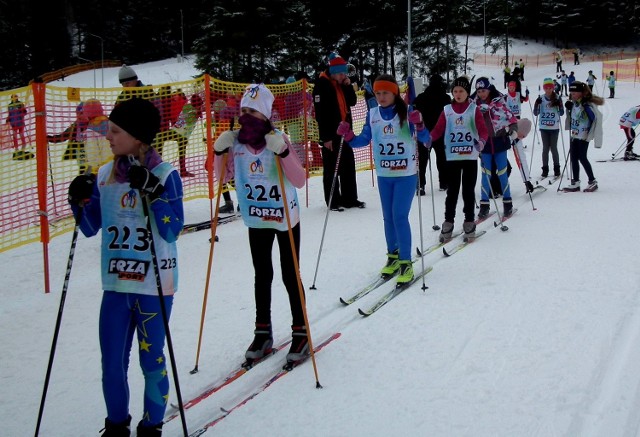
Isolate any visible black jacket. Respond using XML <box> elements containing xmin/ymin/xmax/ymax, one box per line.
<box><xmin>312</xmin><ymin>72</ymin><xmax>357</xmax><ymax>143</ymax></box>
<box><xmin>413</xmin><ymin>83</ymin><xmax>452</xmax><ymax>131</ymax></box>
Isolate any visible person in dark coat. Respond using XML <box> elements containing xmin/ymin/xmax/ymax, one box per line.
<box><xmin>413</xmin><ymin>74</ymin><xmax>452</xmax><ymax>193</ymax></box>
<box><xmin>312</xmin><ymin>52</ymin><xmax>364</xmax><ymax>210</ymax></box>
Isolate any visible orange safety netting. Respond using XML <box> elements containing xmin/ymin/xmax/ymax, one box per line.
<box><xmin>601</xmin><ymin>58</ymin><xmax>640</xmax><ymax>82</ymax></box>
<box><xmin>0</xmin><ymin>77</ymin><xmax>375</xmax><ymax>261</ymax></box>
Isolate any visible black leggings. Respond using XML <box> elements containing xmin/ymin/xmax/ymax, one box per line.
<box><xmin>248</xmin><ymin>224</ymin><xmax>305</xmax><ymax>327</ymax></box>
<box><xmin>569</xmin><ymin>138</ymin><xmax>595</xmax><ymax>182</ymax></box>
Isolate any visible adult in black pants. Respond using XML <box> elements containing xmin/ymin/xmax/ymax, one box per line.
<box><xmin>413</xmin><ymin>75</ymin><xmax>452</xmax><ymax>193</ymax></box>
<box><xmin>312</xmin><ymin>52</ymin><xmax>364</xmax><ymax>210</ymax></box>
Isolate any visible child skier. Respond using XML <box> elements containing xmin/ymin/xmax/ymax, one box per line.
<box><xmin>337</xmin><ymin>74</ymin><xmax>431</xmax><ymax>285</ymax></box>
<box><xmin>606</xmin><ymin>71</ymin><xmax>616</xmax><ymax>98</ymax></box>
<box><xmin>213</xmin><ymin>83</ymin><xmax>309</xmax><ymax>366</ymax></box>
<box><xmin>429</xmin><ymin>75</ymin><xmax>488</xmax><ymax>242</ymax></box>
<box><xmin>473</xmin><ymin>77</ymin><xmax>519</xmax><ymax>218</ymax></box>
<box><xmin>67</xmin><ymin>97</ymin><xmax>184</xmax><ymax>436</ymax></box>
<box><xmin>619</xmin><ymin>105</ymin><xmax>640</xmax><ymax>160</ymax></box>
<box><xmin>505</xmin><ymin>80</ymin><xmax>529</xmax><ymax>119</ymax></box>
<box><xmin>563</xmin><ymin>81</ymin><xmax>604</xmax><ymax>192</ymax></box>
<box><xmin>533</xmin><ymin>78</ymin><xmax>564</xmax><ymax>177</ymax></box>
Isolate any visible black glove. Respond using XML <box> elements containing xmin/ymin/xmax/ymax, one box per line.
<box><xmin>127</xmin><ymin>166</ymin><xmax>165</xmax><ymax>200</ymax></box>
<box><xmin>535</xmin><ymin>97</ymin><xmax>542</xmax><ymax>106</ymax></box>
<box><xmin>68</xmin><ymin>174</ymin><xmax>96</xmax><ymax>205</ymax></box>
<box><xmin>565</xmin><ymin>100</ymin><xmax>573</xmax><ymax>111</ymax></box>
<box><xmin>525</xmin><ymin>181</ymin><xmax>534</xmax><ymax>193</ymax></box>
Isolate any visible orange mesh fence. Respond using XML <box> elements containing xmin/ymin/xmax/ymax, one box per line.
<box><xmin>0</xmin><ymin>76</ymin><xmax>376</xmax><ymax>264</ymax></box>
<box><xmin>474</xmin><ymin>49</ymin><xmax>640</xmax><ymax>70</ymax></box>
<box><xmin>602</xmin><ymin>58</ymin><xmax>640</xmax><ymax>82</ymax></box>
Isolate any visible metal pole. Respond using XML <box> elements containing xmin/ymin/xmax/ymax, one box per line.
<box><xmin>407</xmin><ymin>0</ymin><xmax>412</xmax><ymax>78</ymax></box>
<box><xmin>180</xmin><ymin>10</ymin><xmax>185</xmax><ymax>59</ymax></box>
<box><xmin>77</xmin><ymin>56</ymin><xmax>96</xmax><ymax>95</ymax></box>
<box><xmin>483</xmin><ymin>1</ymin><xmax>486</xmax><ymax>54</ymax></box>
<box><xmin>88</xmin><ymin>33</ymin><xmax>104</xmax><ymax>88</ymax></box>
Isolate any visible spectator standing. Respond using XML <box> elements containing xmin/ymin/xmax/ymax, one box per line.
<box><xmin>312</xmin><ymin>52</ymin><xmax>365</xmax><ymax>211</ymax></box>
<box><xmin>115</xmin><ymin>65</ymin><xmax>155</xmax><ymax>106</ymax></box>
<box><xmin>156</xmin><ymin>94</ymin><xmax>204</xmax><ymax>177</ymax></box>
<box><xmin>7</xmin><ymin>94</ymin><xmax>31</xmax><ymax>160</ymax></box>
<box><xmin>555</xmin><ymin>51</ymin><xmax>563</xmax><ymax>73</ymax></box>
<box><xmin>82</xmin><ymin>98</ymin><xmax>112</xmax><ymax>172</ymax></box>
<box><xmin>606</xmin><ymin>71</ymin><xmax>616</xmax><ymax>98</ymax></box>
<box><xmin>47</xmin><ymin>102</ymin><xmax>89</xmax><ymax>174</ymax></box>
<box><xmin>502</xmin><ymin>62</ymin><xmax>512</xmax><ymax>89</ymax></box>
<box><xmin>585</xmin><ymin>71</ymin><xmax>597</xmax><ymax>91</ymax></box>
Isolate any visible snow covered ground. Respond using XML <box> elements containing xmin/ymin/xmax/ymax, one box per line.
<box><xmin>3</xmin><ymin>37</ymin><xmax>640</xmax><ymax>436</ymax></box>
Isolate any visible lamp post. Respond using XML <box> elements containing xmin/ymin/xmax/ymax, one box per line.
<box><xmin>407</xmin><ymin>0</ymin><xmax>412</xmax><ymax>79</ymax></box>
<box><xmin>180</xmin><ymin>10</ymin><xmax>185</xmax><ymax>60</ymax></box>
<box><xmin>483</xmin><ymin>0</ymin><xmax>486</xmax><ymax>54</ymax></box>
<box><xmin>87</xmin><ymin>33</ymin><xmax>104</xmax><ymax>87</ymax></box>
<box><xmin>77</xmin><ymin>56</ymin><xmax>96</xmax><ymax>95</ymax></box>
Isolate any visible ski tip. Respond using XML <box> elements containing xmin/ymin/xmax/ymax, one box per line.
<box><xmin>442</xmin><ymin>247</ymin><xmax>451</xmax><ymax>257</ymax></box>
<box><xmin>339</xmin><ymin>297</ymin><xmax>349</xmax><ymax>305</ymax></box>
<box><xmin>416</xmin><ymin>247</ymin><xmax>423</xmax><ymax>257</ymax></box>
<box><xmin>358</xmin><ymin>308</ymin><xmax>371</xmax><ymax>317</ymax></box>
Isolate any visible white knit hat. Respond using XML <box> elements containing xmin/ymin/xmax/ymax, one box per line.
<box><xmin>240</xmin><ymin>84</ymin><xmax>274</xmax><ymax>120</ymax></box>
<box><xmin>118</xmin><ymin>64</ymin><xmax>138</xmax><ymax>84</ymax></box>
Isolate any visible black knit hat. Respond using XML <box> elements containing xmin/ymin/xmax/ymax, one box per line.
<box><xmin>569</xmin><ymin>81</ymin><xmax>587</xmax><ymax>93</ymax></box>
<box><xmin>109</xmin><ymin>98</ymin><xmax>160</xmax><ymax>145</ymax></box>
<box><xmin>452</xmin><ymin>76</ymin><xmax>471</xmax><ymax>95</ymax></box>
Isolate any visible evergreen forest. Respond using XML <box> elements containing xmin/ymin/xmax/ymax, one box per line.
<box><xmin>1</xmin><ymin>0</ymin><xmax>638</xmax><ymax>90</ymax></box>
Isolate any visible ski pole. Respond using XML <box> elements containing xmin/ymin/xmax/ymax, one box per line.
<box><xmin>274</xmin><ymin>156</ymin><xmax>323</xmax><ymax>386</ymax></box>
<box><xmin>191</xmin><ymin>152</ymin><xmax>228</xmax><ymax>374</ymax></box>
<box><xmin>557</xmin><ymin>147</ymin><xmax>571</xmax><ymax>192</ymax></box>
<box><xmin>34</xmin><ymin>205</ymin><xmax>83</xmax><ymax>437</ymax></box>
<box><xmin>427</xmin><ymin>147</ymin><xmax>440</xmax><ymax>230</ymax></box>
<box><xmin>480</xmin><ymin>158</ymin><xmax>508</xmax><ymax>231</ymax></box>
<box><xmin>526</xmin><ymin>90</ymin><xmax>540</xmax><ymax>150</ymax></box>
<box><xmin>309</xmin><ymin>135</ymin><xmax>345</xmax><ymax>290</ymax></box>
<box><xmin>130</xmin><ymin>156</ymin><xmax>188</xmax><ymax>436</ymax></box>
<box><xmin>611</xmin><ymin>125</ymin><xmax>639</xmax><ymax>159</ymax></box>
<box><xmin>414</xmin><ymin>136</ymin><xmax>428</xmax><ymax>291</ymax></box>
<box><xmin>511</xmin><ymin>139</ymin><xmax>536</xmax><ymax>211</ymax></box>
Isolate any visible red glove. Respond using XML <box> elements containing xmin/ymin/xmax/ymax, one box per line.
<box><xmin>408</xmin><ymin>110</ymin><xmax>425</xmax><ymax>131</ymax></box>
<box><xmin>336</xmin><ymin>121</ymin><xmax>355</xmax><ymax>142</ymax></box>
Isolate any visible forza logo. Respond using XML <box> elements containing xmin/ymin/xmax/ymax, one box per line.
<box><xmin>451</xmin><ymin>146</ymin><xmax>473</xmax><ymax>154</ymax></box>
<box><xmin>108</xmin><ymin>258</ymin><xmax>149</xmax><ymax>281</ymax></box>
<box><xmin>379</xmin><ymin>158</ymin><xmax>408</xmax><ymax>169</ymax></box>
<box><xmin>249</xmin><ymin>206</ymin><xmax>284</xmax><ymax>223</ymax></box>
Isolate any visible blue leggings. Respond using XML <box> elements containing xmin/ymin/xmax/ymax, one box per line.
<box><xmin>377</xmin><ymin>174</ymin><xmax>417</xmax><ymax>261</ymax></box>
<box><xmin>480</xmin><ymin>151</ymin><xmax>511</xmax><ymax>201</ymax></box>
<box><xmin>99</xmin><ymin>291</ymin><xmax>173</xmax><ymax>426</ymax></box>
